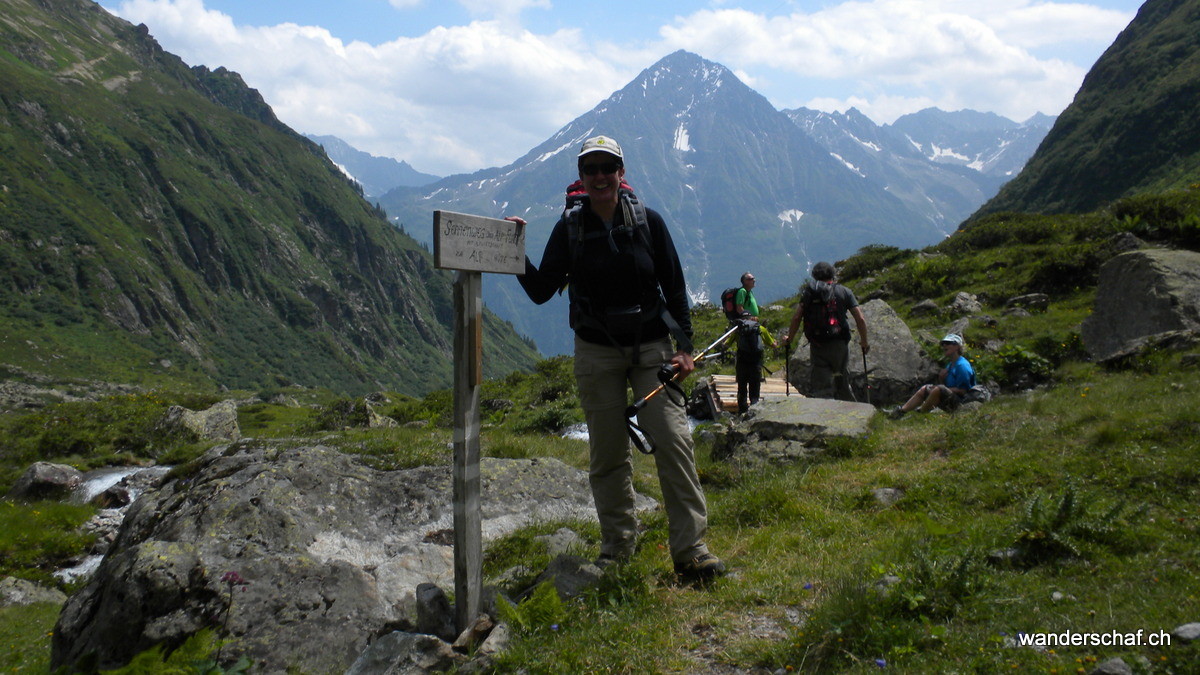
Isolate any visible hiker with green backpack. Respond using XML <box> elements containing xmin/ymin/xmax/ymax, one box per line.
<box><xmin>783</xmin><ymin>261</ymin><xmax>870</xmax><ymax>401</ymax></box>
<box><xmin>505</xmin><ymin>135</ymin><xmax>725</xmax><ymax>582</ymax></box>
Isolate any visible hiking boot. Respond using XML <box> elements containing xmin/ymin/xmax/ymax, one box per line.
<box><xmin>887</xmin><ymin>407</ymin><xmax>907</xmax><ymax>420</ymax></box>
<box><xmin>674</xmin><ymin>553</ymin><xmax>727</xmax><ymax>581</ymax></box>
<box><xmin>594</xmin><ymin>553</ymin><xmax>628</xmax><ymax>570</ymax></box>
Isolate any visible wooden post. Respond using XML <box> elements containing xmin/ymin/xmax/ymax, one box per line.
<box><xmin>433</xmin><ymin>210</ymin><xmax>524</xmax><ymax>633</ymax></box>
<box><xmin>452</xmin><ymin>270</ymin><xmax>482</xmax><ymax>632</ymax></box>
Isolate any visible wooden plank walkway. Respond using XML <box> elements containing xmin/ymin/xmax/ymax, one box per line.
<box><xmin>708</xmin><ymin>374</ymin><xmax>796</xmax><ymax>413</ymax></box>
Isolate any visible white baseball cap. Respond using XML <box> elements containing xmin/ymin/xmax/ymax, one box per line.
<box><xmin>578</xmin><ymin>135</ymin><xmax>623</xmax><ymax>160</ymax></box>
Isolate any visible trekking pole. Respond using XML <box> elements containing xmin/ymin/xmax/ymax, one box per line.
<box><xmin>784</xmin><ymin>340</ymin><xmax>791</xmax><ymax>396</ymax></box>
<box><xmin>624</xmin><ymin>323</ymin><xmax>740</xmax><ymax>453</ymax></box>
<box><xmin>861</xmin><ymin>346</ymin><xmax>871</xmax><ymax>405</ymax></box>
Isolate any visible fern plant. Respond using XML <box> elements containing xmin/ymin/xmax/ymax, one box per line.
<box><xmin>1010</xmin><ymin>483</ymin><xmax>1142</xmax><ymax>565</ymax></box>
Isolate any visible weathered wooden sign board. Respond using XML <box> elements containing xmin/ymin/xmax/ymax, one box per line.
<box><xmin>433</xmin><ymin>211</ymin><xmax>525</xmax><ymax>275</ymax></box>
<box><xmin>432</xmin><ymin>210</ymin><xmax>524</xmax><ymax>632</ymax></box>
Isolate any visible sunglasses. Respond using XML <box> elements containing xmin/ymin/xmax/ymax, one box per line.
<box><xmin>580</xmin><ymin>161</ymin><xmax>621</xmax><ymax>176</ymax></box>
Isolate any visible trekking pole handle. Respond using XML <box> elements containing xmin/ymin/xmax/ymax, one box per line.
<box><xmin>626</xmin><ymin>324</ymin><xmax>739</xmax><ymax>419</ymax></box>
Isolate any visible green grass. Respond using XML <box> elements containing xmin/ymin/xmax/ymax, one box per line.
<box><xmin>0</xmin><ymin>603</ymin><xmax>58</xmax><ymax>673</ymax></box>
<box><xmin>487</xmin><ymin>357</ymin><xmax>1200</xmax><ymax>673</ymax></box>
<box><xmin>3</xmin><ymin>192</ymin><xmax>1199</xmax><ymax>671</ymax></box>
<box><xmin>0</xmin><ymin>500</ymin><xmax>96</xmax><ymax>586</ymax></box>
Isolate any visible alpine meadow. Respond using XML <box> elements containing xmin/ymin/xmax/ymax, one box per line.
<box><xmin>2</xmin><ymin>0</ymin><xmax>1199</xmax><ymax>674</ymax></box>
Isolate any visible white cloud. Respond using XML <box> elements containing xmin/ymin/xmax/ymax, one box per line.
<box><xmin>112</xmin><ymin>0</ymin><xmax>625</xmax><ymax>175</ymax></box>
<box><xmin>108</xmin><ymin>0</ymin><xmax>1136</xmax><ymax>174</ymax></box>
<box><xmin>657</xmin><ymin>1</ymin><xmax>1132</xmax><ymax>122</ymax></box>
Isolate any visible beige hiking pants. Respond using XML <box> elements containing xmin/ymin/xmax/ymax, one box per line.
<box><xmin>573</xmin><ymin>336</ymin><xmax>710</xmax><ymax>563</ymax></box>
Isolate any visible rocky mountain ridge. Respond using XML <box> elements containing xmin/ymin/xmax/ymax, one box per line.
<box><xmin>381</xmin><ymin>50</ymin><xmax>1033</xmax><ymax>355</ymax></box>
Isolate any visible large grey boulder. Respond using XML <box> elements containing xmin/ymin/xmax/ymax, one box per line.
<box><xmin>158</xmin><ymin>399</ymin><xmax>241</xmax><ymax>441</ymax></box>
<box><xmin>712</xmin><ymin>397</ymin><xmax>877</xmax><ymax>464</ymax></box>
<box><xmin>51</xmin><ymin>443</ymin><xmax>640</xmax><ymax>673</ymax></box>
<box><xmin>5</xmin><ymin>462</ymin><xmax>83</xmax><ymax>501</ymax></box>
<box><xmin>1082</xmin><ymin>249</ymin><xmax>1200</xmax><ymax>361</ymax></box>
<box><xmin>787</xmin><ymin>299</ymin><xmax>931</xmax><ymax>405</ymax></box>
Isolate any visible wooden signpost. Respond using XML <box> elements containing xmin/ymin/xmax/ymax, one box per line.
<box><xmin>433</xmin><ymin>210</ymin><xmax>525</xmax><ymax>632</ymax></box>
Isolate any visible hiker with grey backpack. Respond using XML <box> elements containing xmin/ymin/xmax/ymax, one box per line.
<box><xmin>782</xmin><ymin>261</ymin><xmax>870</xmax><ymax>401</ymax></box>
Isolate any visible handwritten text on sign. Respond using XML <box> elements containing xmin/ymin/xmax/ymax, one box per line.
<box><xmin>433</xmin><ymin>211</ymin><xmax>525</xmax><ymax>275</ymax></box>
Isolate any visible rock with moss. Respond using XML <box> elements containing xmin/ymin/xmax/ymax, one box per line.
<box><xmin>51</xmin><ymin>443</ymin><xmax>633</xmax><ymax>673</ymax></box>
<box><xmin>713</xmin><ymin>397</ymin><xmax>876</xmax><ymax>464</ymax></box>
<box><xmin>5</xmin><ymin>462</ymin><xmax>83</xmax><ymax>501</ymax></box>
<box><xmin>1082</xmin><ymin>249</ymin><xmax>1200</xmax><ymax>361</ymax></box>
<box><xmin>157</xmin><ymin>400</ymin><xmax>241</xmax><ymax>441</ymax></box>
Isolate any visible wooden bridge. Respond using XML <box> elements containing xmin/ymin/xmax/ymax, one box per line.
<box><xmin>700</xmin><ymin>373</ymin><xmax>795</xmax><ymax>416</ymax></box>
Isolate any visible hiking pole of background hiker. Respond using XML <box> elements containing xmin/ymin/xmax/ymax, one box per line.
<box><xmin>624</xmin><ymin>323</ymin><xmax>741</xmax><ymax>453</ymax></box>
<box><xmin>862</xmin><ymin>345</ymin><xmax>871</xmax><ymax>405</ymax></box>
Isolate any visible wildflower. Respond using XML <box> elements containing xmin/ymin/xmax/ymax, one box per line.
<box><xmin>874</xmin><ymin>658</ymin><xmax>886</xmax><ymax>668</ymax></box>
<box><xmin>803</xmin><ymin>583</ymin><xmax>814</xmax><ymax>590</ymax></box>
<box><xmin>221</xmin><ymin>570</ymin><xmax>247</xmax><ymax>586</ymax></box>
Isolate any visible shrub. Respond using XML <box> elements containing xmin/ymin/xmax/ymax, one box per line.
<box><xmin>838</xmin><ymin>244</ymin><xmax>915</xmax><ymax>281</ymax></box>
<box><xmin>1111</xmin><ymin>189</ymin><xmax>1200</xmax><ymax>249</ymax></box>
<box><xmin>1023</xmin><ymin>242</ymin><xmax>1108</xmax><ymax>295</ymax></box>
<box><xmin>497</xmin><ymin>581</ymin><xmax>566</xmax><ymax>635</ymax></box>
<box><xmin>303</xmin><ymin>397</ymin><xmax>370</xmax><ymax>431</ymax></box>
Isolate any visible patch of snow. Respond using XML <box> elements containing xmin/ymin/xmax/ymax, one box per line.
<box><xmin>332</xmin><ymin>162</ymin><xmax>361</xmax><ymax>186</ymax></box>
<box><xmin>536</xmin><ymin>139</ymin><xmax>577</xmax><ymax>163</ymax></box>
<box><xmin>929</xmin><ymin>144</ymin><xmax>970</xmax><ymax>162</ymax></box>
<box><xmin>674</xmin><ymin>124</ymin><xmax>692</xmax><ymax>152</ymax></box>
<box><xmin>830</xmin><ymin>153</ymin><xmax>865</xmax><ymax>177</ymax></box>
<box><xmin>778</xmin><ymin>209</ymin><xmax>806</xmax><ymax>226</ymax></box>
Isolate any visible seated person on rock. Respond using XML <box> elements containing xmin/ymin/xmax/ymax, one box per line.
<box><xmin>889</xmin><ymin>333</ymin><xmax>975</xmax><ymax>418</ymax></box>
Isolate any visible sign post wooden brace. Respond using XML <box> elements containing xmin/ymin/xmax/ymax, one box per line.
<box><xmin>433</xmin><ymin>210</ymin><xmax>524</xmax><ymax>632</ymax></box>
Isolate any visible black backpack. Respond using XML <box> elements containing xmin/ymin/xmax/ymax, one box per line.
<box><xmin>736</xmin><ymin>318</ymin><xmax>763</xmax><ymax>353</ymax></box>
<box><xmin>719</xmin><ymin>288</ymin><xmax>740</xmax><ymax>321</ymax></box>
<box><xmin>802</xmin><ymin>283</ymin><xmax>845</xmax><ymax>342</ymax></box>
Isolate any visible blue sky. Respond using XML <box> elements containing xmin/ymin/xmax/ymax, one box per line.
<box><xmin>106</xmin><ymin>0</ymin><xmax>1144</xmax><ymax>176</ymax></box>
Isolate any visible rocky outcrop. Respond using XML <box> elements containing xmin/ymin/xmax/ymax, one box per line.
<box><xmin>787</xmin><ymin>299</ymin><xmax>931</xmax><ymax>405</ymax></box>
<box><xmin>711</xmin><ymin>397</ymin><xmax>877</xmax><ymax>464</ymax></box>
<box><xmin>1082</xmin><ymin>249</ymin><xmax>1200</xmax><ymax>361</ymax></box>
<box><xmin>1</xmin><ymin>576</ymin><xmax>67</xmax><ymax>607</ymax></box>
<box><xmin>51</xmin><ymin>443</ymin><xmax>646</xmax><ymax>673</ymax></box>
<box><xmin>158</xmin><ymin>400</ymin><xmax>241</xmax><ymax>441</ymax></box>
<box><xmin>5</xmin><ymin>462</ymin><xmax>82</xmax><ymax>501</ymax></box>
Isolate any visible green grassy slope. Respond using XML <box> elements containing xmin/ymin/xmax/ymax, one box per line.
<box><xmin>0</xmin><ymin>0</ymin><xmax>538</xmax><ymax>395</ymax></box>
<box><xmin>971</xmin><ymin>0</ymin><xmax>1200</xmax><ymax>219</ymax></box>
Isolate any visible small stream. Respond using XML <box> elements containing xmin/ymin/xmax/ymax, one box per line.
<box><xmin>53</xmin><ymin>466</ymin><xmax>170</xmax><ymax>583</ymax></box>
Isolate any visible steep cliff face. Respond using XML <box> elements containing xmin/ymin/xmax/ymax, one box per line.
<box><xmin>970</xmin><ymin>0</ymin><xmax>1200</xmax><ymax>218</ymax></box>
<box><xmin>0</xmin><ymin>0</ymin><xmax>537</xmax><ymax>393</ymax></box>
